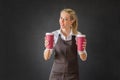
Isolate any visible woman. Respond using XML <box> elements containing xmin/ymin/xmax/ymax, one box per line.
<box><xmin>44</xmin><ymin>8</ymin><xmax>87</xmax><ymax>80</ymax></box>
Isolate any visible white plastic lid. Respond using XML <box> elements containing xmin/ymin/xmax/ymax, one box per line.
<box><xmin>46</xmin><ymin>32</ymin><xmax>54</xmax><ymax>35</ymax></box>
<box><xmin>76</xmin><ymin>34</ymin><xmax>86</xmax><ymax>37</ymax></box>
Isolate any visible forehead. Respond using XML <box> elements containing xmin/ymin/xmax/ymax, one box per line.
<box><xmin>60</xmin><ymin>11</ymin><xmax>70</xmax><ymax>18</ymax></box>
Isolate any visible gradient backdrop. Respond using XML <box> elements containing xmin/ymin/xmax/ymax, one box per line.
<box><xmin>5</xmin><ymin>0</ymin><xmax>120</xmax><ymax>80</ymax></box>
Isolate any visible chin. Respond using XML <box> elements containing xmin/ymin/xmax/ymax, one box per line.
<box><xmin>60</xmin><ymin>26</ymin><xmax>65</xmax><ymax>29</ymax></box>
<box><xmin>61</xmin><ymin>28</ymin><xmax>65</xmax><ymax>31</ymax></box>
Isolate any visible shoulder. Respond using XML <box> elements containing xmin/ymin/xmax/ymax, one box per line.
<box><xmin>73</xmin><ymin>31</ymin><xmax>82</xmax><ymax>36</ymax></box>
<box><xmin>51</xmin><ymin>29</ymin><xmax>59</xmax><ymax>34</ymax></box>
<box><xmin>51</xmin><ymin>29</ymin><xmax>60</xmax><ymax>38</ymax></box>
<box><xmin>77</xmin><ymin>31</ymin><xmax>82</xmax><ymax>35</ymax></box>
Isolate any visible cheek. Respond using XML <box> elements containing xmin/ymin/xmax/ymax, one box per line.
<box><xmin>66</xmin><ymin>22</ymin><xmax>71</xmax><ymax>25</ymax></box>
<box><xmin>59</xmin><ymin>19</ymin><xmax>61</xmax><ymax>23</ymax></box>
<box><xmin>59</xmin><ymin>19</ymin><xmax>61</xmax><ymax>22</ymax></box>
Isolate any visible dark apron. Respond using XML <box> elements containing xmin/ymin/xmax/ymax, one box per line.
<box><xmin>49</xmin><ymin>34</ymin><xmax>79</xmax><ymax>80</ymax></box>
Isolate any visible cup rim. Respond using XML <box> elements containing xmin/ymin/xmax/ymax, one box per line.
<box><xmin>46</xmin><ymin>33</ymin><xmax>54</xmax><ymax>35</ymax></box>
<box><xmin>76</xmin><ymin>34</ymin><xmax>86</xmax><ymax>37</ymax></box>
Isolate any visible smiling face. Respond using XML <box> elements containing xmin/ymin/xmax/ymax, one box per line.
<box><xmin>59</xmin><ymin>11</ymin><xmax>73</xmax><ymax>31</ymax></box>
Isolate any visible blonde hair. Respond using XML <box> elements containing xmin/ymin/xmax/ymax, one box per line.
<box><xmin>60</xmin><ymin>8</ymin><xmax>78</xmax><ymax>34</ymax></box>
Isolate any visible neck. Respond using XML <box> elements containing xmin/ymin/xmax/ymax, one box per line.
<box><xmin>61</xmin><ymin>28</ymin><xmax>71</xmax><ymax>37</ymax></box>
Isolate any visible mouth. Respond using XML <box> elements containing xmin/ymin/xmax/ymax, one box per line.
<box><xmin>60</xmin><ymin>23</ymin><xmax>64</xmax><ymax>26</ymax></box>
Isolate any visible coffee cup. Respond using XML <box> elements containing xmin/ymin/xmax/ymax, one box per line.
<box><xmin>76</xmin><ymin>34</ymin><xmax>86</xmax><ymax>51</ymax></box>
<box><xmin>45</xmin><ymin>33</ymin><xmax>54</xmax><ymax>49</ymax></box>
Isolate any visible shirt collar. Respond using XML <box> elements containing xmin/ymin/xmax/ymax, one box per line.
<box><xmin>58</xmin><ymin>29</ymin><xmax>73</xmax><ymax>40</ymax></box>
<box><xmin>58</xmin><ymin>28</ymin><xmax>73</xmax><ymax>35</ymax></box>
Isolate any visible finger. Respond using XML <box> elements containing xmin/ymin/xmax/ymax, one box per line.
<box><xmin>46</xmin><ymin>40</ymin><xmax>49</xmax><ymax>45</ymax></box>
<box><xmin>83</xmin><ymin>42</ymin><xmax>87</xmax><ymax>46</ymax></box>
<box><xmin>84</xmin><ymin>39</ymin><xmax>87</xmax><ymax>43</ymax></box>
<box><xmin>82</xmin><ymin>46</ymin><xmax>86</xmax><ymax>50</ymax></box>
<box><xmin>45</xmin><ymin>40</ymin><xmax>49</xmax><ymax>47</ymax></box>
<box><xmin>82</xmin><ymin>43</ymin><xmax>86</xmax><ymax>48</ymax></box>
<box><xmin>83</xmin><ymin>41</ymin><xmax>87</xmax><ymax>44</ymax></box>
<box><xmin>44</xmin><ymin>36</ymin><xmax>46</xmax><ymax>40</ymax></box>
<box><xmin>82</xmin><ymin>44</ymin><xmax>86</xmax><ymax>48</ymax></box>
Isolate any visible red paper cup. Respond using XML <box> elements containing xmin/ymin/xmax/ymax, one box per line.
<box><xmin>45</xmin><ymin>33</ymin><xmax>54</xmax><ymax>49</ymax></box>
<box><xmin>76</xmin><ymin>34</ymin><xmax>86</xmax><ymax>51</ymax></box>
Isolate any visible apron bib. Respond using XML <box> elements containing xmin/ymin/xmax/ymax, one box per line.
<box><xmin>49</xmin><ymin>34</ymin><xmax>79</xmax><ymax>80</ymax></box>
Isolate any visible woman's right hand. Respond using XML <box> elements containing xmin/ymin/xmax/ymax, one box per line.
<box><xmin>44</xmin><ymin>37</ymin><xmax>51</xmax><ymax>60</ymax></box>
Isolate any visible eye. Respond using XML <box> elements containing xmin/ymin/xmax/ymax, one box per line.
<box><xmin>60</xmin><ymin>17</ymin><xmax>69</xmax><ymax>21</ymax></box>
<box><xmin>60</xmin><ymin>17</ymin><xmax>63</xmax><ymax>20</ymax></box>
<box><xmin>64</xmin><ymin>18</ymin><xmax>68</xmax><ymax>21</ymax></box>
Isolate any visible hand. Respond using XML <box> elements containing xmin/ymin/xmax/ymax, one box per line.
<box><xmin>44</xmin><ymin>37</ymin><xmax>49</xmax><ymax>48</ymax></box>
<box><xmin>82</xmin><ymin>39</ymin><xmax>87</xmax><ymax>50</ymax></box>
